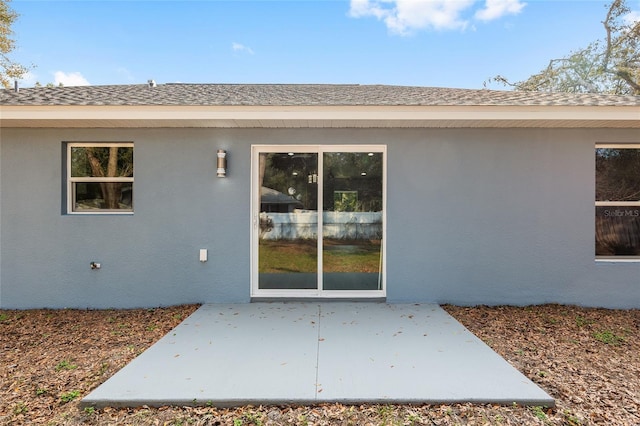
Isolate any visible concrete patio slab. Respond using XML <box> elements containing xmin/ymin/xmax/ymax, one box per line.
<box><xmin>82</xmin><ymin>303</ymin><xmax>554</xmax><ymax>408</ymax></box>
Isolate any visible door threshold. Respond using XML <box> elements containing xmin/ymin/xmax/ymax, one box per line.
<box><xmin>251</xmin><ymin>297</ymin><xmax>387</xmax><ymax>303</ymax></box>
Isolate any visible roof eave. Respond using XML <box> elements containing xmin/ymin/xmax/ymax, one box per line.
<box><xmin>1</xmin><ymin>104</ymin><xmax>639</xmax><ymax>128</ymax></box>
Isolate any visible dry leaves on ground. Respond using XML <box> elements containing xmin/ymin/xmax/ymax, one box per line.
<box><xmin>0</xmin><ymin>304</ymin><xmax>638</xmax><ymax>425</ymax></box>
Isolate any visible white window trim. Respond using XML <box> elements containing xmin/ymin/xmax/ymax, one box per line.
<box><xmin>250</xmin><ymin>145</ymin><xmax>387</xmax><ymax>299</ymax></box>
<box><xmin>595</xmin><ymin>201</ymin><xmax>640</xmax><ymax>206</ymax></box>
<box><xmin>595</xmin><ymin>143</ymin><xmax>640</xmax><ymax>262</ymax></box>
<box><xmin>67</xmin><ymin>142</ymin><xmax>134</xmax><ymax>215</ymax></box>
<box><xmin>596</xmin><ymin>258</ymin><xmax>640</xmax><ymax>263</ymax></box>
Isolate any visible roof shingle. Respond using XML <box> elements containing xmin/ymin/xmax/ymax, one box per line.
<box><xmin>2</xmin><ymin>83</ymin><xmax>639</xmax><ymax>107</ymax></box>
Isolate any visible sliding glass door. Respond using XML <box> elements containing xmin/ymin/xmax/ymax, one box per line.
<box><xmin>322</xmin><ymin>152</ymin><xmax>384</xmax><ymax>291</ymax></box>
<box><xmin>257</xmin><ymin>151</ymin><xmax>319</xmax><ymax>290</ymax></box>
<box><xmin>252</xmin><ymin>146</ymin><xmax>385</xmax><ymax>297</ymax></box>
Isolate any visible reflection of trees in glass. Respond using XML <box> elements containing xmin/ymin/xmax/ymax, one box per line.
<box><xmin>595</xmin><ymin>147</ymin><xmax>640</xmax><ymax>256</ymax></box>
<box><xmin>259</xmin><ymin>152</ymin><xmax>382</xmax><ymax>212</ymax></box>
<box><xmin>260</xmin><ymin>153</ymin><xmax>317</xmax><ymax>210</ymax></box>
<box><xmin>596</xmin><ymin>148</ymin><xmax>640</xmax><ymax>201</ymax></box>
<box><xmin>596</xmin><ymin>207</ymin><xmax>640</xmax><ymax>255</ymax></box>
<box><xmin>334</xmin><ymin>191</ymin><xmax>358</xmax><ymax>212</ymax></box>
<box><xmin>324</xmin><ymin>152</ymin><xmax>382</xmax><ymax>181</ymax></box>
<box><xmin>324</xmin><ymin>153</ymin><xmax>382</xmax><ymax>212</ymax></box>
<box><xmin>71</xmin><ymin>146</ymin><xmax>133</xmax><ymax>209</ymax></box>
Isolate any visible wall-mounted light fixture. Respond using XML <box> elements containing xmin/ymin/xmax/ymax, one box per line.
<box><xmin>217</xmin><ymin>149</ymin><xmax>227</xmax><ymax>178</ymax></box>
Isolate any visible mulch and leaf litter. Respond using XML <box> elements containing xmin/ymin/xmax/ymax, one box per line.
<box><xmin>0</xmin><ymin>304</ymin><xmax>638</xmax><ymax>425</ymax></box>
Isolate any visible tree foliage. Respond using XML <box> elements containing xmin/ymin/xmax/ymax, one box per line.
<box><xmin>260</xmin><ymin>152</ymin><xmax>383</xmax><ymax>213</ymax></box>
<box><xmin>71</xmin><ymin>146</ymin><xmax>134</xmax><ymax>210</ymax></box>
<box><xmin>491</xmin><ymin>0</ymin><xmax>640</xmax><ymax>94</ymax></box>
<box><xmin>596</xmin><ymin>148</ymin><xmax>640</xmax><ymax>201</ymax></box>
<box><xmin>0</xmin><ymin>0</ymin><xmax>27</xmax><ymax>88</ymax></box>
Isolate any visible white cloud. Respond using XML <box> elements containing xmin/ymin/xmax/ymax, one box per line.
<box><xmin>623</xmin><ymin>10</ymin><xmax>640</xmax><ymax>25</ymax></box>
<box><xmin>350</xmin><ymin>0</ymin><xmax>389</xmax><ymax>21</ymax></box>
<box><xmin>350</xmin><ymin>0</ymin><xmax>474</xmax><ymax>34</ymax></box>
<box><xmin>232</xmin><ymin>42</ymin><xmax>254</xmax><ymax>55</ymax></box>
<box><xmin>349</xmin><ymin>0</ymin><xmax>525</xmax><ymax>35</ymax></box>
<box><xmin>54</xmin><ymin>71</ymin><xmax>90</xmax><ymax>86</ymax></box>
<box><xmin>17</xmin><ymin>71</ymin><xmax>38</xmax><ymax>87</ymax></box>
<box><xmin>475</xmin><ymin>0</ymin><xmax>525</xmax><ymax>22</ymax></box>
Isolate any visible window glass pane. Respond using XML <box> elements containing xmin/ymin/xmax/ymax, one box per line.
<box><xmin>596</xmin><ymin>148</ymin><xmax>640</xmax><ymax>202</ymax></box>
<box><xmin>596</xmin><ymin>206</ymin><xmax>640</xmax><ymax>256</ymax></box>
<box><xmin>74</xmin><ymin>182</ymin><xmax>133</xmax><ymax>211</ymax></box>
<box><xmin>258</xmin><ymin>152</ymin><xmax>318</xmax><ymax>290</ymax></box>
<box><xmin>323</xmin><ymin>152</ymin><xmax>383</xmax><ymax>291</ymax></box>
<box><xmin>323</xmin><ymin>152</ymin><xmax>383</xmax><ymax>212</ymax></box>
<box><xmin>71</xmin><ymin>146</ymin><xmax>134</xmax><ymax>178</ymax></box>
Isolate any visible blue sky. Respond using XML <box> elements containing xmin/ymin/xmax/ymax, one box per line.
<box><xmin>9</xmin><ymin>0</ymin><xmax>640</xmax><ymax>89</ymax></box>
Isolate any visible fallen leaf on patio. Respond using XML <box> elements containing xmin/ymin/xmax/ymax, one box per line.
<box><xmin>2</xmin><ymin>304</ymin><xmax>639</xmax><ymax>425</ymax></box>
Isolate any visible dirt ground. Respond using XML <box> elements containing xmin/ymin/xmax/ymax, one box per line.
<box><xmin>0</xmin><ymin>304</ymin><xmax>638</xmax><ymax>425</ymax></box>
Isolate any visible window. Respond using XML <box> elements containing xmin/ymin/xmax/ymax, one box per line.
<box><xmin>595</xmin><ymin>145</ymin><xmax>640</xmax><ymax>258</ymax></box>
<box><xmin>68</xmin><ymin>143</ymin><xmax>134</xmax><ymax>213</ymax></box>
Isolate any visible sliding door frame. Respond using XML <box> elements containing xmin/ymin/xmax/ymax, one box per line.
<box><xmin>250</xmin><ymin>144</ymin><xmax>386</xmax><ymax>299</ymax></box>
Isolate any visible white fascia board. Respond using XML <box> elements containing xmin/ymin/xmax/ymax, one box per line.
<box><xmin>1</xmin><ymin>104</ymin><xmax>639</xmax><ymax>128</ymax></box>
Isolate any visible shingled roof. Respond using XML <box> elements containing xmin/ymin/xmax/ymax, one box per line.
<box><xmin>2</xmin><ymin>83</ymin><xmax>640</xmax><ymax>107</ymax></box>
<box><xmin>3</xmin><ymin>83</ymin><xmax>639</xmax><ymax>129</ymax></box>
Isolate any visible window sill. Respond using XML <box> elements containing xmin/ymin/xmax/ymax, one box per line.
<box><xmin>66</xmin><ymin>211</ymin><xmax>134</xmax><ymax>216</ymax></box>
<box><xmin>595</xmin><ymin>258</ymin><xmax>640</xmax><ymax>263</ymax></box>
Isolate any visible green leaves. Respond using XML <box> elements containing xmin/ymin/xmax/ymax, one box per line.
<box><xmin>54</xmin><ymin>360</ymin><xmax>77</xmax><ymax>372</ymax></box>
<box><xmin>59</xmin><ymin>390</ymin><xmax>80</xmax><ymax>403</ymax></box>
<box><xmin>0</xmin><ymin>0</ymin><xmax>28</xmax><ymax>89</ymax></box>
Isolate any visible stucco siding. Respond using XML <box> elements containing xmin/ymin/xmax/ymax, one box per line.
<box><xmin>0</xmin><ymin>128</ymin><xmax>250</xmax><ymax>308</ymax></box>
<box><xmin>388</xmin><ymin>129</ymin><xmax>584</xmax><ymax>305</ymax></box>
<box><xmin>0</xmin><ymin>127</ymin><xmax>638</xmax><ymax>309</ymax></box>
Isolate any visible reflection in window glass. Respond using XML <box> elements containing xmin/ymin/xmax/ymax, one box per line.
<box><xmin>68</xmin><ymin>143</ymin><xmax>134</xmax><ymax>213</ymax></box>
<box><xmin>323</xmin><ymin>152</ymin><xmax>383</xmax><ymax>213</ymax></box>
<box><xmin>323</xmin><ymin>152</ymin><xmax>383</xmax><ymax>290</ymax></box>
<box><xmin>71</xmin><ymin>146</ymin><xmax>133</xmax><ymax>178</ymax></box>
<box><xmin>596</xmin><ymin>207</ymin><xmax>640</xmax><ymax>256</ymax></box>
<box><xmin>595</xmin><ymin>147</ymin><xmax>640</xmax><ymax>257</ymax></box>
<box><xmin>74</xmin><ymin>182</ymin><xmax>133</xmax><ymax>211</ymax></box>
<box><xmin>258</xmin><ymin>152</ymin><xmax>319</xmax><ymax>290</ymax></box>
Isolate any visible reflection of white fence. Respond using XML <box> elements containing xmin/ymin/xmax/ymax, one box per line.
<box><xmin>260</xmin><ymin>211</ymin><xmax>382</xmax><ymax>240</ymax></box>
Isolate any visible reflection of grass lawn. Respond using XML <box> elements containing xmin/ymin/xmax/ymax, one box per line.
<box><xmin>259</xmin><ymin>240</ymin><xmax>317</xmax><ymax>273</ymax></box>
<box><xmin>259</xmin><ymin>239</ymin><xmax>381</xmax><ymax>273</ymax></box>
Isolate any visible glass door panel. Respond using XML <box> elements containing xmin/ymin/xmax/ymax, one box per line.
<box><xmin>322</xmin><ymin>152</ymin><xmax>384</xmax><ymax>290</ymax></box>
<box><xmin>258</xmin><ymin>152</ymin><xmax>319</xmax><ymax>290</ymax></box>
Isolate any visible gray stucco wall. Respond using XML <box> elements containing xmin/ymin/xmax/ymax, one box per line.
<box><xmin>1</xmin><ymin>127</ymin><xmax>638</xmax><ymax>309</ymax></box>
